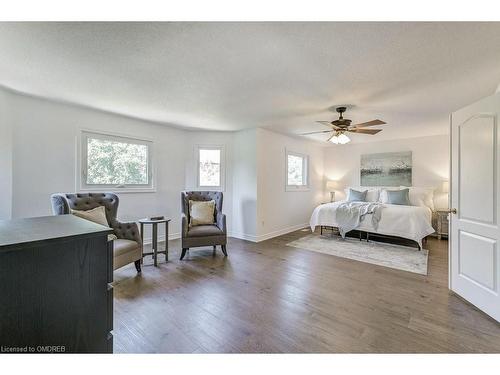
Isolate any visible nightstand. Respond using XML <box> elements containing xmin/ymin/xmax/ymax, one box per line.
<box><xmin>435</xmin><ymin>210</ymin><xmax>449</xmax><ymax>240</ymax></box>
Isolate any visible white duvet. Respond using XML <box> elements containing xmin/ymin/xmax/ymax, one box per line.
<box><xmin>310</xmin><ymin>201</ymin><xmax>435</xmax><ymax>247</ymax></box>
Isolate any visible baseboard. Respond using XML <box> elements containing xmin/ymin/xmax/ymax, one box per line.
<box><xmin>228</xmin><ymin>231</ymin><xmax>259</xmax><ymax>242</ymax></box>
<box><xmin>142</xmin><ymin>223</ymin><xmax>308</xmax><ymax>245</ymax></box>
<box><xmin>256</xmin><ymin>223</ymin><xmax>310</xmax><ymax>242</ymax></box>
<box><xmin>229</xmin><ymin>223</ymin><xmax>309</xmax><ymax>243</ymax></box>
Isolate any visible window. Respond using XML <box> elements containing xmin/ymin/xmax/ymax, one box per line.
<box><xmin>80</xmin><ymin>131</ymin><xmax>153</xmax><ymax>191</ymax></box>
<box><xmin>286</xmin><ymin>150</ymin><xmax>309</xmax><ymax>191</ymax></box>
<box><xmin>197</xmin><ymin>145</ymin><xmax>224</xmax><ymax>189</ymax></box>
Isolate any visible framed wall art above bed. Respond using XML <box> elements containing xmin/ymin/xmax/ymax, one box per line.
<box><xmin>360</xmin><ymin>151</ymin><xmax>412</xmax><ymax>186</ymax></box>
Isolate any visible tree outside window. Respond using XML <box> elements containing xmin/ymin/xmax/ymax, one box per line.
<box><xmin>286</xmin><ymin>151</ymin><xmax>309</xmax><ymax>191</ymax></box>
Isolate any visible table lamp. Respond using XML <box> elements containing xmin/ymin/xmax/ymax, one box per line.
<box><xmin>326</xmin><ymin>180</ymin><xmax>338</xmax><ymax>202</ymax></box>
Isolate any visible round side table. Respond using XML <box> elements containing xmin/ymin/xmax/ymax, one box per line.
<box><xmin>138</xmin><ymin>218</ymin><xmax>170</xmax><ymax>266</ymax></box>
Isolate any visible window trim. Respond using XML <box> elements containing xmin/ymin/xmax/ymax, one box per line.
<box><xmin>78</xmin><ymin>129</ymin><xmax>155</xmax><ymax>193</ymax></box>
<box><xmin>285</xmin><ymin>149</ymin><xmax>310</xmax><ymax>192</ymax></box>
<box><xmin>195</xmin><ymin>144</ymin><xmax>225</xmax><ymax>191</ymax></box>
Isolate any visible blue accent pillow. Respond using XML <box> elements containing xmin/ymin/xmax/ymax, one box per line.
<box><xmin>347</xmin><ymin>188</ymin><xmax>367</xmax><ymax>202</ymax></box>
<box><xmin>386</xmin><ymin>188</ymin><xmax>411</xmax><ymax>205</ymax></box>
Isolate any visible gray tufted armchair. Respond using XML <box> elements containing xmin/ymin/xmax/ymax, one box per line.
<box><xmin>51</xmin><ymin>192</ymin><xmax>142</xmax><ymax>272</ymax></box>
<box><xmin>181</xmin><ymin>191</ymin><xmax>227</xmax><ymax>260</ymax></box>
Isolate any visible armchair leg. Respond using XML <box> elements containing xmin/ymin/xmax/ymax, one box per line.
<box><xmin>134</xmin><ymin>259</ymin><xmax>142</xmax><ymax>273</ymax></box>
<box><xmin>221</xmin><ymin>245</ymin><xmax>228</xmax><ymax>257</ymax></box>
<box><xmin>180</xmin><ymin>248</ymin><xmax>188</xmax><ymax>260</ymax></box>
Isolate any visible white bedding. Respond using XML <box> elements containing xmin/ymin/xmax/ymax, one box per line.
<box><xmin>310</xmin><ymin>201</ymin><xmax>435</xmax><ymax>247</ymax></box>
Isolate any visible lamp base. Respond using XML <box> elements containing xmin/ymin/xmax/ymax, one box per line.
<box><xmin>330</xmin><ymin>191</ymin><xmax>335</xmax><ymax>202</ymax></box>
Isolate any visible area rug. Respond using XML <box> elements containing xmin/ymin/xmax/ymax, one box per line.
<box><xmin>286</xmin><ymin>234</ymin><xmax>428</xmax><ymax>275</ymax></box>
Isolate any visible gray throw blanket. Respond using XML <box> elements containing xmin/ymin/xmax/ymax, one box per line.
<box><xmin>335</xmin><ymin>201</ymin><xmax>384</xmax><ymax>237</ymax></box>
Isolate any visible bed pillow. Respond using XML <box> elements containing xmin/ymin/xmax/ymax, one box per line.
<box><xmin>379</xmin><ymin>187</ymin><xmax>401</xmax><ymax>203</ymax></box>
<box><xmin>386</xmin><ymin>188</ymin><xmax>411</xmax><ymax>205</ymax></box>
<box><xmin>189</xmin><ymin>200</ymin><xmax>215</xmax><ymax>226</ymax></box>
<box><xmin>400</xmin><ymin>186</ymin><xmax>435</xmax><ymax>211</ymax></box>
<box><xmin>346</xmin><ymin>188</ymin><xmax>368</xmax><ymax>202</ymax></box>
<box><xmin>365</xmin><ymin>189</ymin><xmax>380</xmax><ymax>202</ymax></box>
<box><xmin>71</xmin><ymin>206</ymin><xmax>117</xmax><ymax>241</ymax></box>
<box><xmin>344</xmin><ymin>187</ymin><xmax>380</xmax><ymax>202</ymax></box>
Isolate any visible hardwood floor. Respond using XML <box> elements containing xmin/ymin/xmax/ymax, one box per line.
<box><xmin>112</xmin><ymin>230</ymin><xmax>500</xmax><ymax>353</ymax></box>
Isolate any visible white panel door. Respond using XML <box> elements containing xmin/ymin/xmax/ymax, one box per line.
<box><xmin>450</xmin><ymin>93</ymin><xmax>500</xmax><ymax>322</ymax></box>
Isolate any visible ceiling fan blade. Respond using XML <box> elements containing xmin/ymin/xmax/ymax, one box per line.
<box><xmin>300</xmin><ymin>130</ymin><xmax>333</xmax><ymax>135</ymax></box>
<box><xmin>352</xmin><ymin>119</ymin><xmax>386</xmax><ymax>128</ymax></box>
<box><xmin>316</xmin><ymin>121</ymin><xmax>341</xmax><ymax>130</ymax></box>
<box><xmin>348</xmin><ymin>128</ymin><xmax>382</xmax><ymax>135</ymax></box>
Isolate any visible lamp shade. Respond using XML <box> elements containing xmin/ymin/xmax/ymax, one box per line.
<box><xmin>442</xmin><ymin>181</ymin><xmax>449</xmax><ymax>193</ymax></box>
<box><xmin>337</xmin><ymin>133</ymin><xmax>351</xmax><ymax>144</ymax></box>
<box><xmin>326</xmin><ymin>180</ymin><xmax>338</xmax><ymax>191</ymax></box>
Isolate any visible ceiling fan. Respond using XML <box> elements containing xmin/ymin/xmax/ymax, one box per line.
<box><xmin>301</xmin><ymin>106</ymin><xmax>386</xmax><ymax>144</ymax></box>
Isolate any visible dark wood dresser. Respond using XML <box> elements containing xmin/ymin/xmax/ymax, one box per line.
<box><xmin>0</xmin><ymin>215</ymin><xmax>114</xmax><ymax>353</ymax></box>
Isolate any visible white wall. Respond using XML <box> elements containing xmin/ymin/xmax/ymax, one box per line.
<box><xmin>229</xmin><ymin>128</ymin><xmax>326</xmax><ymax>241</ymax></box>
<box><xmin>6</xmin><ymin>89</ymin><xmax>186</xmax><ymax>241</ymax></box>
<box><xmin>323</xmin><ymin>134</ymin><xmax>450</xmax><ymax>209</ymax></box>
<box><xmin>231</xmin><ymin>129</ymin><xmax>258</xmax><ymax>240</ymax></box>
<box><xmin>0</xmin><ymin>89</ymin><xmax>13</xmax><ymax>219</ymax></box>
<box><xmin>3</xmin><ymin>86</ymin><xmax>451</xmax><ymax>243</ymax></box>
<box><xmin>3</xmin><ymin>88</ymin><xmax>252</xmax><ymax>242</ymax></box>
<box><xmin>184</xmin><ymin>131</ymin><xmax>234</xmax><ymax>233</ymax></box>
<box><xmin>256</xmin><ymin>129</ymin><xmax>325</xmax><ymax>239</ymax></box>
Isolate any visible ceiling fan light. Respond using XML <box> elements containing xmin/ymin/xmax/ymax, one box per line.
<box><xmin>337</xmin><ymin>133</ymin><xmax>351</xmax><ymax>144</ymax></box>
<box><xmin>329</xmin><ymin>135</ymin><xmax>339</xmax><ymax>144</ymax></box>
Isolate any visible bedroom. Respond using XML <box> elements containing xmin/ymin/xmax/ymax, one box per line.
<box><xmin>1</xmin><ymin>3</ymin><xmax>500</xmax><ymax>372</ymax></box>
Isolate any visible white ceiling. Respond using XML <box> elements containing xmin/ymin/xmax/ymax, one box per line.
<box><xmin>1</xmin><ymin>22</ymin><xmax>500</xmax><ymax>143</ymax></box>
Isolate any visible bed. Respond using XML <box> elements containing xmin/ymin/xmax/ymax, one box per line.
<box><xmin>310</xmin><ymin>197</ymin><xmax>435</xmax><ymax>249</ymax></box>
